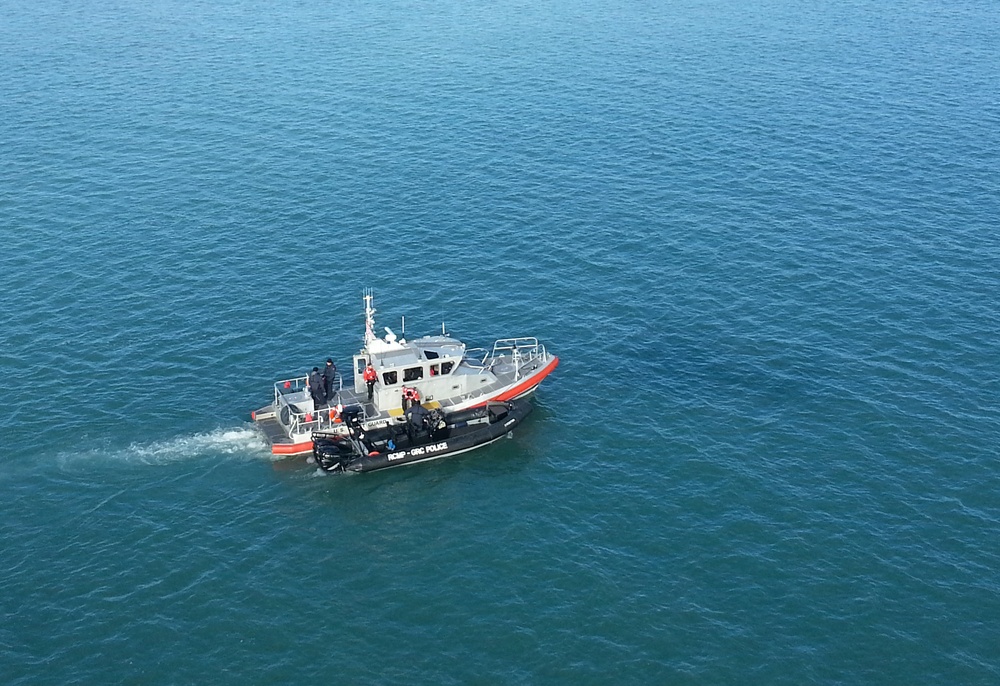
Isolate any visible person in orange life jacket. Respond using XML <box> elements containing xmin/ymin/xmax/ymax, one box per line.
<box><xmin>363</xmin><ymin>363</ymin><xmax>377</xmax><ymax>402</ymax></box>
<box><xmin>401</xmin><ymin>385</ymin><xmax>421</xmax><ymax>412</ymax></box>
<box><xmin>308</xmin><ymin>367</ymin><xmax>327</xmax><ymax>409</ymax></box>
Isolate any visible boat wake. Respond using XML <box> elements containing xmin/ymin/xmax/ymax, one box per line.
<box><xmin>128</xmin><ymin>427</ymin><xmax>271</xmax><ymax>464</ymax></box>
<box><xmin>59</xmin><ymin>426</ymin><xmax>272</xmax><ymax>468</ymax></box>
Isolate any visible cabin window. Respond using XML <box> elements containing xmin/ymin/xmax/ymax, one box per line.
<box><xmin>441</xmin><ymin>361</ymin><xmax>454</xmax><ymax>375</ymax></box>
<box><xmin>356</xmin><ymin>358</ymin><xmax>367</xmax><ymax>375</ymax></box>
<box><xmin>382</xmin><ymin>370</ymin><xmax>398</xmax><ymax>386</ymax></box>
<box><xmin>403</xmin><ymin>366</ymin><xmax>423</xmax><ymax>382</ymax></box>
<box><xmin>430</xmin><ymin>364</ymin><xmax>439</xmax><ymax>376</ymax></box>
<box><xmin>424</xmin><ymin>350</ymin><xmax>439</xmax><ymax>360</ymax></box>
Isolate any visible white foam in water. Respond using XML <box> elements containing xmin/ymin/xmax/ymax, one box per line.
<box><xmin>130</xmin><ymin>427</ymin><xmax>270</xmax><ymax>462</ymax></box>
<box><xmin>62</xmin><ymin>425</ymin><xmax>273</xmax><ymax>467</ymax></box>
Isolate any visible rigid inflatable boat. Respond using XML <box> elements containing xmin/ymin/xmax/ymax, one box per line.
<box><xmin>312</xmin><ymin>400</ymin><xmax>532</xmax><ymax>473</ymax></box>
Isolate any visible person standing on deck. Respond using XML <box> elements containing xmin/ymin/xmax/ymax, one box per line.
<box><xmin>363</xmin><ymin>363</ymin><xmax>377</xmax><ymax>402</ymax></box>
<box><xmin>308</xmin><ymin>367</ymin><xmax>327</xmax><ymax>409</ymax></box>
<box><xmin>323</xmin><ymin>359</ymin><xmax>337</xmax><ymax>403</ymax></box>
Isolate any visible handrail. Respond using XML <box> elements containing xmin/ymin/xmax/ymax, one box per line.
<box><xmin>283</xmin><ymin>400</ymin><xmax>352</xmax><ymax>436</ymax></box>
<box><xmin>488</xmin><ymin>338</ymin><xmax>548</xmax><ymax>380</ymax></box>
<box><xmin>491</xmin><ymin>337</ymin><xmax>544</xmax><ymax>359</ymax></box>
<box><xmin>460</xmin><ymin>339</ymin><xmax>550</xmax><ymax>376</ymax></box>
<box><xmin>273</xmin><ymin>373</ymin><xmax>344</xmax><ymax>398</ymax></box>
<box><xmin>491</xmin><ymin>336</ymin><xmax>539</xmax><ymax>351</ymax></box>
<box><xmin>273</xmin><ymin>375</ymin><xmax>309</xmax><ymax>401</ymax></box>
<box><xmin>461</xmin><ymin>347</ymin><xmax>491</xmax><ymax>367</ymax></box>
<box><xmin>492</xmin><ymin>338</ymin><xmax>546</xmax><ymax>360</ymax></box>
<box><xmin>273</xmin><ymin>373</ymin><xmax>347</xmax><ymax>436</ymax></box>
<box><xmin>285</xmin><ymin>397</ymin><xmax>384</xmax><ymax>437</ymax></box>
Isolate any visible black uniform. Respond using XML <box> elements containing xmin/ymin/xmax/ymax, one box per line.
<box><xmin>323</xmin><ymin>361</ymin><xmax>337</xmax><ymax>402</ymax></box>
<box><xmin>404</xmin><ymin>404</ymin><xmax>429</xmax><ymax>443</ymax></box>
<box><xmin>309</xmin><ymin>368</ymin><xmax>327</xmax><ymax>408</ymax></box>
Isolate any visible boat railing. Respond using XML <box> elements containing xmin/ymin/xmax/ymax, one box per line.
<box><xmin>462</xmin><ymin>339</ymin><xmax>548</xmax><ymax>377</ymax></box>
<box><xmin>462</xmin><ymin>347</ymin><xmax>491</xmax><ymax>370</ymax></box>
<box><xmin>273</xmin><ymin>375</ymin><xmax>309</xmax><ymax>401</ymax></box>
<box><xmin>273</xmin><ymin>373</ymin><xmax>348</xmax><ymax>436</ymax></box>
<box><xmin>491</xmin><ymin>337</ymin><xmax>544</xmax><ymax>357</ymax></box>
<box><xmin>491</xmin><ymin>337</ymin><xmax>547</xmax><ymax>373</ymax></box>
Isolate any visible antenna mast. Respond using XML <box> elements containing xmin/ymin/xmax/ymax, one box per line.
<box><xmin>363</xmin><ymin>289</ymin><xmax>376</xmax><ymax>345</ymax></box>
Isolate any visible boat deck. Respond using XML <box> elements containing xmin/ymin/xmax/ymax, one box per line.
<box><xmin>254</xmin><ymin>413</ymin><xmax>291</xmax><ymax>447</ymax></box>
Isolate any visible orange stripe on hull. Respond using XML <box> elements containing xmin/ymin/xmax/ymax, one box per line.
<box><xmin>494</xmin><ymin>355</ymin><xmax>560</xmax><ymax>402</ymax></box>
<box><xmin>272</xmin><ymin>441</ymin><xmax>314</xmax><ymax>456</ymax></box>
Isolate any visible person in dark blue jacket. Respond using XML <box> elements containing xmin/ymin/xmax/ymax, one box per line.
<box><xmin>323</xmin><ymin>358</ymin><xmax>337</xmax><ymax>402</ymax></box>
<box><xmin>309</xmin><ymin>367</ymin><xmax>327</xmax><ymax>409</ymax></box>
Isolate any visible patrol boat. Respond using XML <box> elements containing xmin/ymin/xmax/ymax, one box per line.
<box><xmin>312</xmin><ymin>399</ymin><xmax>532</xmax><ymax>473</ymax></box>
<box><xmin>251</xmin><ymin>291</ymin><xmax>558</xmax><ymax>456</ymax></box>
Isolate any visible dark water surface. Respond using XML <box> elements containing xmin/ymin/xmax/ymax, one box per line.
<box><xmin>3</xmin><ymin>0</ymin><xmax>999</xmax><ymax>683</ymax></box>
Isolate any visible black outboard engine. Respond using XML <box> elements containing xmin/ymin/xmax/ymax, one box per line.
<box><xmin>313</xmin><ymin>435</ymin><xmax>354</xmax><ymax>473</ymax></box>
<box><xmin>313</xmin><ymin>405</ymin><xmax>366</xmax><ymax>473</ymax></box>
<box><xmin>341</xmin><ymin>405</ymin><xmax>364</xmax><ymax>434</ymax></box>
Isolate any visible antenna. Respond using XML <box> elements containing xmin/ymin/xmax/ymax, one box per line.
<box><xmin>363</xmin><ymin>289</ymin><xmax>376</xmax><ymax>345</ymax></box>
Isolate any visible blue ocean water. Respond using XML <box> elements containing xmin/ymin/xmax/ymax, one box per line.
<box><xmin>3</xmin><ymin>0</ymin><xmax>1000</xmax><ymax>682</ymax></box>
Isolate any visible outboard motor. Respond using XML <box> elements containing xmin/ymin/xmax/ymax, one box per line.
<box><xmin>341</xmin><ymin>405</ymin><xmax>365</xmax><ymax>434</ymax></box>
<box><xmin>313</xmin><ymin>435</ymin><xmax>354</xmax><ymax>473</ymax></box>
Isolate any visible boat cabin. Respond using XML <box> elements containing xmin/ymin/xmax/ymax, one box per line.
<box><xmin>352</xmin><ymin>335</ymin><xmax>466</xmax><ymax>411</ymax></box>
